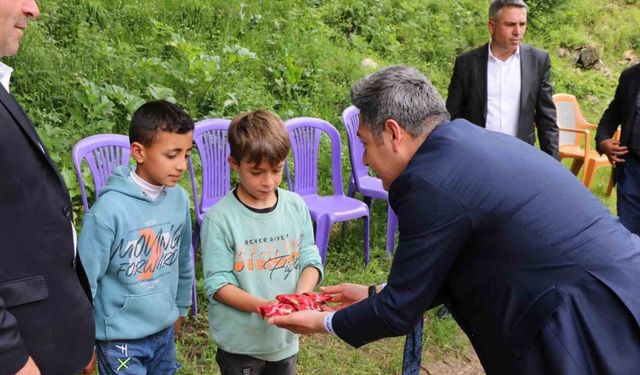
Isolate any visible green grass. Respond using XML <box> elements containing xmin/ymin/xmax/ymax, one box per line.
<box><xmin>10</xmin><ymin>0</ymin><xmax>638</xmax><ymax>373</ymax></box>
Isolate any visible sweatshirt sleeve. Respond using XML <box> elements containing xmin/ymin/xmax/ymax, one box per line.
<box><xmin>175</xmin><ymin>202</ymin><xmax>194</xmax><ymax>316</ymax></box>
<box><xmin>77</xmin><ymin>212</ymin><xmax>114</xmax><ymax>300</ymax></box>
<box><xmin>296</xmin><ymin>202</ymin><xmax>324</xmax><ymax>284</ymax></box>
<box><xmin>201</xmin><ymin>215</ymin><xmax>240</xmax><ymax>300</ymax></box>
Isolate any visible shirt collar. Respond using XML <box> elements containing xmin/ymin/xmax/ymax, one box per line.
<box><xmin>129</xmin><ymin>169</ymin><xmax>165</xmax><ymax>200</ymax></box>
<box><xmin>488</xmin><ymin>43</ymin><xmax>521</xmax><ymax>63</ymax></box>
<box><xmin>0</xmin><ymin>62</ymin><xmax>13</xmax><ymax>93</ymax></box>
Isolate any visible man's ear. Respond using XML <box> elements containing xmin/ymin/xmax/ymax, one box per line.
<box><xmin>384</xmin><ymin>119</ymin><xmax>404</xmax><ymax>150</ymax></box>
<box><xmin>131</xmin><ymin>142</ymin><xmax>145</xmax><ymax>163</ymax></box>
<box><xmin>488</xmin><ymin>19</ymin><xmax>495</xmax><ymax>35</ymax></box>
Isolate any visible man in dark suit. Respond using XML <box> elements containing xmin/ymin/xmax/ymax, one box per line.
<box><xmin>0</xmin><ymin>1</ymin><xmax>95</xmax><ymax>374</ymax></box>
<box><xmin>446</xmin><ymin>0</ymin><xmax>559</xmax><ymax>158</ymax></box>
<box><xmin>269</xmin><ymin>65</ymin><xmax>640</xmax><ymax>375</ymax></box>
<box><xmin>595</xmin><ymin>63</ymin><xmax>640</xmax><ymax>235</ymax></box>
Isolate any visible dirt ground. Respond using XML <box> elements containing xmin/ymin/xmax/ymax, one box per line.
<box><xmin>421</xmin><ymin>348</ymin><xmax>485</xmax><ymax>375</ymax></box>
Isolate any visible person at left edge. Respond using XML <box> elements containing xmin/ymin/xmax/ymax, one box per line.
<box><xmin>0</xmin><ymin>1</ymin><xmax>95</xmax><ymax>374</ymax></box>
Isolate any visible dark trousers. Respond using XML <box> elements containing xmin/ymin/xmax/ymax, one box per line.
<box><xmin>216</xmin><ymin>349</ymin><xmax>296</xmax><ymax>375</ymax></box>
<box><xmin>618</xmin><ymin>155</ymin><xmax>640</xmax><ymax>235</ymax></box>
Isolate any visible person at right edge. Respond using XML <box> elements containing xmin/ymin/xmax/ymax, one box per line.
<box><xmin>596</xmin><ymin>62</ymin><xmax>640</xmax><ymax>235</ymax></box>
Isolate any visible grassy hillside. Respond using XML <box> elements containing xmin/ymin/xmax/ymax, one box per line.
<box><xmin>8</xmin><ymin>0</ymin><xmax>639</xmax><ymax>373</ymax></box>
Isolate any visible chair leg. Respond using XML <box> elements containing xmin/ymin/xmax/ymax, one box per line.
<box><xmin>347</xmin><ymin>175</ymin><xmax>356</xmax><ymax>197</ymax></box>
<box><xmin>189</xmin><ymin>221</ymin><xmax>201</xmax><ymax>316</ymax></box>
<box><xmin>582</xmin><ymin>159</ymin><xmax>596</xmax><ymax>189</ymax></box>
<box><xmin>190</xmin><ymin>243</ymin><xmax>198</xmax><ymax>316</ymax></box>
<box><xmin>363</xmin><ymin>196</ymin><xmax>373</xmax><ymax>209</ymax></box>
<box><xmin>385</xmin><ymin>206</ymin><xmax>398</xmax><ymax>256</ymax></box>
<box><xmin>192</xmin><ymin>222</ymin><xmax>201</xmax><ymax>254</ymax></box>
<box><xmin>607</xmin><ymin>167</ymin><xmax>616</xmax><ymax>197</ymax></box>
<box><xmin>315</xmin><ymin>215</ymin><xmax>331</xmax><ymax>265</ymax></box>
<box><xmin>570</xmin><ymin>159</ymin><xmax>584</xmax><ymax>175</ymax></box>
<box><xmin>363</xmin><ymin>213</ymin><xmax>370</xmax><ymax>265</ymax></box>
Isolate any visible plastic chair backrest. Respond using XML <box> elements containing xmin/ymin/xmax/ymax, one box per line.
<box><xmin>72</xmin><ymin>134</ymin><xmax>131</xmax><ymax>212</ymax></box>
<box><xmin>189</xmin><ymin>119</ymin><xmax>232</xmax><ymax>221</ymax></box>
<box><xmin>285</xmin><ymin>117</ymin><xmax>344</xmax><ymax>198</ymax></box>
<box><xmin>341</xmin><ymin>105</ymin><xmax>369</xmax><ymax>188</ymax></box>
<box><xmin>554</xmin><ymin>94</ymin><xmax>588</xmax><ymax>147</ymax></box>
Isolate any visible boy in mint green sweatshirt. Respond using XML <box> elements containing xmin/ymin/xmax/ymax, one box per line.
<box><xmin>78</xmin><ymin>100</ymin><xmax>194</xmax><ymax>374</ymax></box>
<box><xmin>201</xmin><ymin>110</ymin><xmax>323</xmax><ymax>375</ymax></box>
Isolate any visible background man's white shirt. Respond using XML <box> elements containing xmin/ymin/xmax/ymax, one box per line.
<box><xmin>486</xmin><ymin>44</ymin><xmax>521</xmax><ymax>137</ymax></box>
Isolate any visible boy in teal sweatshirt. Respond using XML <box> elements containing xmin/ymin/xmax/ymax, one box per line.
<box><xmin>202</xmin><ymin>110</ymin><xmax>323</xmax><ymax>375</ymax></box>
<box><xmin>78</xmin><ymin>100</ymin><xmax>194</xmax><ymax>374</ymax></box>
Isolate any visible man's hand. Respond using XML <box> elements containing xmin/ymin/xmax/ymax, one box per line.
<box><xmin>16</xmin><ymin>356</ymin><xmax>40</xmax><ymax>375</ymax></box>
<box><xmin>320</xmin><ymin>283</ymin><xmax>368</xmax><ymax>311</ymax></box>
<box><xmin>82</xmin><ymin>350</ymin><xmax>97</xmax><ymax>375</ymax></box>
<box><xmin>174</xmin><ymin>317</ymin><xmax>184</xmax><ymax>338</ymax></box>
<box><xmin>268</xmin><ymin>310</ymin><xmax>329</xmax><ymax>335</ymax></box>
<box><xmin>599</xmin><ymin>139</ymin><xmax>628</xmax><ymax>164</ymax></box>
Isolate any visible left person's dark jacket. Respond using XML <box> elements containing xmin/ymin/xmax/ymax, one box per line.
<box><xmin>0</xmin><ymin>86</ymin><xmax>95</xmax><ymax>374</ymax></box>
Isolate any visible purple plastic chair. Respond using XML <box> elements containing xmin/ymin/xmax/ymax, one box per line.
<box><xmin>285</xmin><ymin>117</ymin><xmax>370</xmax><ymax>264</ymax></box>
<box><xmin>72</xmin><ymin>133</ymin><xmax>198</xmax><ymax>315</ymax></box>
<box><xmin>72</xmin><ymin>134</ymin><xmax>131</xmax><ymax>213</ymax></box>
<box><xmin>341</xmin><ymin>105</ymin><xmax>398</xmax><ymax>256</ymax></box>
<box><xmin>188</xmin><ymin>118</ymin><xmax>232</xmax><ymax>248</ymax></box>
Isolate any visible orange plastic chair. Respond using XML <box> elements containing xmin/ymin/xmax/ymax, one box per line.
<box><xmin>553</xmin><ymin>93</ymin><xmax>618</xmax><ymax>192</ymax></box>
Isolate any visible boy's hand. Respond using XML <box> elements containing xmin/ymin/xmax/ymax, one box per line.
<box><xmin>82</xmin><ymin>350</ymin><xmax>97</xmax><ymax>375</ymax></box>
<box><xmin>174</xmin><ymin>317</ymin><xmax>184</xmax><ymax>338</ymax></box>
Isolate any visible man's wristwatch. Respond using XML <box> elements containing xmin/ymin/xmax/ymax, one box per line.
<box><xmin>368</xmin><ymin>285</ymin><xmax>377</xmax><ymax>297</ymax></box>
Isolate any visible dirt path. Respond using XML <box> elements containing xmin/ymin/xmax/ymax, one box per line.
<box><xmin>422</xmin><ymin>347</ymin><xmax>484</xmax><ymax>375</ymax></box>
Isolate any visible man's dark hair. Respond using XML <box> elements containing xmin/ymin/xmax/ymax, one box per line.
<box><xmin>489</xmin><ymin>0</ymin><xmax>528</xmax><ymax>20</ymax></box>
<box><xmin>129</xmin><ymin>100</ymin><xmax>194</xmax><ymax>146</ymax></box>
<box><xmin>351</xmin><ymin>65</ymin><xmax>449</xmax><ymax>143</ymax></box>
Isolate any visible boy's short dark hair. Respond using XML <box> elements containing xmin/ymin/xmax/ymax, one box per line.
<box><xmin>228</xmin><ymin>110</ymin><xmax>291</xmax><ymax>166</ymax></box>
<box><xmin>129</xmin><ymin>100</ymin><xmax>194</xmax><ymax>146</ymax></box>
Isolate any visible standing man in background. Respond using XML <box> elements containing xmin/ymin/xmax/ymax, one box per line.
<box><xmin>0</xmin><ymin>1</ymin><xmax>95</xmax><ymax>374</ymax></box>
<box><xmin>446</xmin><ymin>0</ymin><xmax>559</xmax><ymax>158</ymax></box>
<box><xmin>596</xmin><ymin>63</ymin><xmax>640</xmax><ymax>235</ymax></box>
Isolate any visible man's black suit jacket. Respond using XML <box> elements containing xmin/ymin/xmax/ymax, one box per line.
<box><xmin>596</xmin><ymin>63</ymin><xmax>640</xmax><ymax>182</ymax></box>
<box><xmin>446</xmin><ymin>43</ymin><xmax>559</xmax><ymax>159</ymax></box>
<box><xmin>0</xmin><ymin>86</ymin><xmax>94</xmax><ymax>374</ymax></box>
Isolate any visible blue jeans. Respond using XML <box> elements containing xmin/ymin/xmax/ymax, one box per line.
<box><xmin>96</xmin><ymin>325</ymin><xmax>178</xmax><ymax>375</ymax></box>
